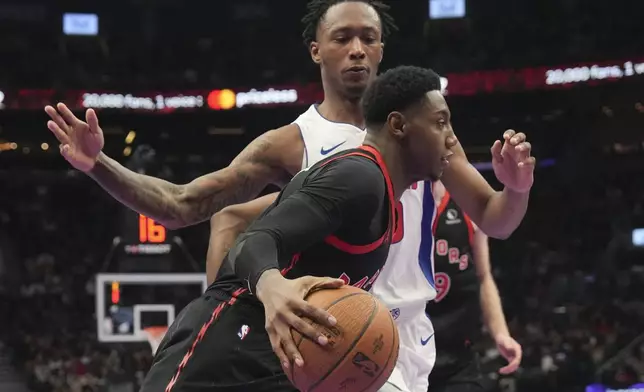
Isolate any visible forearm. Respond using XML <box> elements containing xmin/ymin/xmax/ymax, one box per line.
<box><xmin>89</xmin><ymin>153</ymin><xmax>266</xmax><ymax>229</ymax></box>
<box><xmin>206</xmin><ymin>193</ymin><xmax>278</xmax><ymax>284</ymax></box>
<box><xmin>480</xmin><ymin>277</ymin><xmax>510</xmax><ymax>339</ymax></box>
<box><xmin>479</xmin><ymin>188</ymin><xmax>529</xmax><ymax>239</ymax></box>
<box><xmin>232</xmin><ymin>232</ymin><xmax>281</xmax><ymax>293</ymax></box>
<box><xmin>88</xmin><ymin>153</ymin><xmax>186</xmax><ymax>227</ymax></box>
<box><xmin>206</xmin><ymin>214</ymin><xmax>252</xmax><ymax>285</ymax></box>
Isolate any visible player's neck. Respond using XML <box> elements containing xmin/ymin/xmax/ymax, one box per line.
<box><xmin>317</xmin><ymin>95</ymin><xmax>365</xmax><ymax>129</ymax></box>
<box><xmin>363</xmin><ymin>137</ymin><xmax>414</xmax><ymax>201</ymax></box>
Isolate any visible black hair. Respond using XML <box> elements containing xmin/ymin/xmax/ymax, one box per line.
<box><xmin>301</xmin><ymin>0</ymin><xmax>397</xmax><ymax>46</ymax></box>
<box><xmin>362</xmin><ymin>66</ymin><xmax>442</xmax><ymax>127</ymax></box>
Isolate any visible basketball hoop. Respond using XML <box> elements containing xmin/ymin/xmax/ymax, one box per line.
<box><xmin>142</xmin><ymin>326</ymin><xmax>168</xmax><ymax>355</ymax></box>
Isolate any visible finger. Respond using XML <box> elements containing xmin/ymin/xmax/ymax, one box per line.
<box><xmin>490</xmin><ymin>140</ymin><xmax>503</xmax><ymax>162</ymax></box>
<box><xmin>309</xmin><ymin>277</ymin><xmax>346</xmax><ymax>292</ymax></box>
<box><xmin>510</xmin><ymin>132</ymin><xmax>526</xmax><ymax>145</ymax></box>
<box><xmin>503</xmin><ymin>130</ymin><xmax>516</xmax><ymax>141</ymax></box>
<box><xmin>47</xmin><ymin>121</ymin><xmax>71</xmax><ymax>145</ymax></box>
<box><xmin>499</xmin><ymin>362</ymin><xmax>518</xmax><ymax>375</ymax></box>
<box><xmin>85</xmin><ymin>109</ymin><xmax>100</xmax><ymax>134</ymax></box>
<box><xmin>267</xmin><ymin>326</ymin><xmax>291</xmax><ymax>370</ymax></box>
<box><xmin>56</xmin><ymin>102</ymin><xmax>81</xmax><ymax>127</ymax></box>
<box><xmin>517</xmin><ymin>156</ymin><xmax>536</xmax><ymax>169</ymax></box>
<box><xmin>60</xmin><ymin>144</ymin><xmax>72</xmax><ymax>160</ymax></box>
<box><xmin>297</xmin><ymin>300</ymin><xmax>337</xmax><ymax>328</ymax></box>
<box><xmin>515</xmin><ymin>142</ymin><xmax>532</xmax><ymax>162</ymax></box>
<box><xmin>499</xmin><ymin>354</ymin><xmax>521</xmax><ymax>374</ymax></box>
<box><xmin>45</xmin><ymin>106</ymin><xmax>71</xmax><ymax>134</ymax></box>
<box><xmin>285</xmin><ymin>309</ymin><xmax>328</xmax><ymax>346</ymax></box>
<box><xmin>278</xmin><ymin>326</ymin><xmax>304</xmax><ymax>368</ymax></box>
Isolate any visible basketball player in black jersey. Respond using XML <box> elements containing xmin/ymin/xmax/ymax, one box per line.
<box><xmin>138</xmin><ymin>66</ymin><xmax>457</xmax><ymax>391</ymax></box>
<box><xmin>426</xmin><ymin>181</ymin><xmax>522</xmax><ymax>392</ymax></box>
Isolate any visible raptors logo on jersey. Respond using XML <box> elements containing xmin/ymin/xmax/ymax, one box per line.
<box><xmin>426</xmin><ymin>190</ymin><xmax>481</xmax><ymax>356</ymax></box>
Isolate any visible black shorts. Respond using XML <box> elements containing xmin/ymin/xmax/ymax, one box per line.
<box><xmin>140</xmin><ymin>286</ymin><xmax>296</xmax><ymax>392</ymax></box>
<box><xmin>428</xmin><ymin>355</ymin><xmax>497</xmax><ymax>392</ymax></box>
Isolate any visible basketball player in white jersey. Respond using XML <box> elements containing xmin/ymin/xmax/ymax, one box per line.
<box><xmin>44</xmin><ymin>1</ymin><xmax>535</xmax><ymax>391</ymax></box>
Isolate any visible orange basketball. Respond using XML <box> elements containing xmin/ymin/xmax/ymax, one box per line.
<box><xmin>288</xmin><ymin>286</ymin><xmax>399</xmax><ymax>392</ymax></box>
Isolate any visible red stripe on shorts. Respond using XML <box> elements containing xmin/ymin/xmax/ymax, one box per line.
<box><xmin>164</xmin><ymin>287</ymin><xmax>247</xmax><ymax>392</ymax></box>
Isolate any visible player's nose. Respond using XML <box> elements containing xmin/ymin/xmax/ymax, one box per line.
<box><xmin>348</xmin><ymin>38</ymin><xmax>366</xmax><ymax>59</ymax></box>
<box><xmin>446</xmin><ymin>135</ymin><xmax>458</xmax><ymax>148</ymax></box>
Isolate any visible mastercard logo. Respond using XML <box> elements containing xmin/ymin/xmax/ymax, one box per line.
<box><xmin>207</xmin><ymin>89</ymin><xmax>236</xmax><ymax>110</ymax></box>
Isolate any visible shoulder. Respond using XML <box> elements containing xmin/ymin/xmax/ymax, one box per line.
<box><xmin>312</xmin><ymin>155</ymin><xmax>385</xmax><ymax>197</ymax></box>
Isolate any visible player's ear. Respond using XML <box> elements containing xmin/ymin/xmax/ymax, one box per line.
<box><xmin>386</xmin><ymin>112</ymin><xmax>405</xmax><ymax>139</ymax></box>
<box><xmin>310</xmin><ymin>41</ymin><xmax>321</xmax><ymax>64</ymax></box>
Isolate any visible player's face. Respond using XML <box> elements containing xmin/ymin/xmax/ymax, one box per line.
<box><xmin>404</xmin><ymin>91</ymin><xmax>456</xmax><ymax>181</ymax></box>
<box><xmin>310</xmin><ymin>2</ymin><xmax>384</xmax><ymax>100</ymax></box>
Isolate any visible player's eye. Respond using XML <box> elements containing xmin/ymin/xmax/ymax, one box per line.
<box><xmin>362</xmin><ymin>36</ymin><xmax>377</xmax><ymax>44</ymax></box>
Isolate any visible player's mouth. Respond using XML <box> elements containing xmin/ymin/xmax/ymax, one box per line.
<box><xmin>441</xmin><ymin>152</ymin><xmax>453</xmax><ymax>167</ymax></box>
<box><xmin>344</xmin><ymin>65</ymin><xmax>369</xmax><ymax>75</ymax></box>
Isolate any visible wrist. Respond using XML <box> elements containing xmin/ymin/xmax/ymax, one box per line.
<box><xmin>88</xmin><ymin>152</ymin><xmax>107</xmax><ymax>175</ymax></box>
<box><xmin>255</xmin><ymin>269</ymin><xmax>283</xmax><ymax>302</ymax></box>
<box><xmin>493</xmin><ymin>331</ymin><xmax>510</xmax><ymax>343</ymax></box>
<box><xmin>503</xmin><ymin>186</ymin><xmax>530</xmax><ymax>197</ymax></box>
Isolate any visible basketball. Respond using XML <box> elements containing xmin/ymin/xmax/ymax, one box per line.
<box><xmin>288</xmin><ymin>286</ymin><xmax>399</xmax><ymax>392</ymax></box>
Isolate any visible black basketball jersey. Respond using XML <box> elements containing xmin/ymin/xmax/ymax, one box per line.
<box><xmin>425</xmin><ymin>191</ymin><xmax>480</xmax><ymax>352</ymax></box>
<box><xmin>216</xmin><ymin>145</ymin><xmax>395</xmax><ymax>295</ymax></box>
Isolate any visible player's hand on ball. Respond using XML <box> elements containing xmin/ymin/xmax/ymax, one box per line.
<box><xmin>45</xmin><ymin>103</ymin><xmax>104</xmax><ymax>172</ymax></box>
<box><xmin>495</xmin><ymin>334</ymin><xmax>522</xmax><ymax>375</ymax></box>
<box><xmin>255</xmin><ymin>269</ymin><xmax>345</xmax><ymax>370</ymax></box>
<box><xmin>490</xmin><ymin>130</ymin><xmax>535</xmax><ymax>193</ymax></box>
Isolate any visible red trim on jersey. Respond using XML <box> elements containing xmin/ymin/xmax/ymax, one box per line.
<box><xmin>319</xmin><ymin>146</ymin><xmax>395</xmax><ymax>255</ymax></box>
<box><xmin>433</xmin><ymin>190</ymin><xmax>451</xmax><ymax>234</ymax></box>
<box><xmin>280</xmin><ymin>253</ymin><xmax>301</xmax><ymax>275</ymax></box>
<box><xmin>463</xmin><ymin>213</ymin><xmax>475</xmax><ymax>246</ymax></box>
<box><xmin>164</xmin><ymin>287</ymin><xmax>247</xmax><ymax>392</ymax></box>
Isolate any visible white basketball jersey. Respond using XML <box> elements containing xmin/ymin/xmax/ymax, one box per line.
<box><xmin>294</xmin><ymin>105</ymin><xmax>438</xmax><ymax>392</ymax></box>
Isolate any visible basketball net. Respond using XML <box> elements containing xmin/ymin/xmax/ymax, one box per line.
<box><xmin>142</xmin><ymin>326</ymin><xmax>168</xmax><ymax>355</ymax></box>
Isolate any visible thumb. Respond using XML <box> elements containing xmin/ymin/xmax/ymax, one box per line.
<box><xmin>86</xmin><ymin>109</ymin><xmax>100</xmax><ymax>134</ymax></box>
<box><xmin>491</xmin><ymin>140</ymin><xmax>503</xmax><ymax>162</ymax></box>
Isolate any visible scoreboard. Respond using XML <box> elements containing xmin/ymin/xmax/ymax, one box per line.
<box><xmin>104</xmin><ymin>209</ymin><xmax>196</xmax><ymax>273</ymax></box>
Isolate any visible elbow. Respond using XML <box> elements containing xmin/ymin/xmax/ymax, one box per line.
<box><xmin>163</xmin><ymin>185</ymin><xmax>200</xmax><ymax>229</ymax></box>
<box><xmin>478</xmin><ymin>225</ymin><xmax>513</xmax><ymax>240</ymax></box>
<box><xmin>488</xmin><ymin>230</ymin><xmax>512</xmax><ymax>240</ymax></box>
<box><xmin>210</xmin><ymin>206</ymin><xmax>249</xmax><ymax>235</ymax></box>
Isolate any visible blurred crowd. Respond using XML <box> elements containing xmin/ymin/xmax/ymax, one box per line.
<box><xmin>0</xmin><ymin>0</ymin><xmax>642</xmax><ymax>90</ymax></box>
<box><xmin>0</xmin><ymin>157</ymin><xmax>642</xmax><ymax>391</ymax></box>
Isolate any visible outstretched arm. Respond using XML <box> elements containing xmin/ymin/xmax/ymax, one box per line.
<box><xmin>88</xmin><ymin>129</ymin><xmax>291</xmax><ymax>229</ymax></box>
<box><xmin>206</xmin><ymin>193</ymin><xmax>278</xmax><ymax>284</ymax></box>
<box><xmin>472</xmin><ymin>225</ymin><xmax>522</xmax><ymax>374</ymax></box>
<box><xmin>45</xmin><ymin>103</ymin><xmax>302</xmax><ymax>229</ymax></box>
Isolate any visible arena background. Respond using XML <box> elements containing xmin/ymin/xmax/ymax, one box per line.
<box><xmin>0</xmin><ymin>0</ymin><xmax>643</xmax><ymax>391</ymax></box>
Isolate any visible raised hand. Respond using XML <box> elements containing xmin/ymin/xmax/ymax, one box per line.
<box><xmin>490</xmin><ymin>130</ymin><xmax>536</xmax><ymax>193</ymax></box>
<box><xmin>45</xmin><ymin>103</ymin><xmax>104</xmax><ymax>172</ymax></box>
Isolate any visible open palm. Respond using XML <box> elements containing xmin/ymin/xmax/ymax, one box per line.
<box><xmin>45</xmin><ymin>103</ymin><xmax>104</xmax><ymax>172</ymax></box>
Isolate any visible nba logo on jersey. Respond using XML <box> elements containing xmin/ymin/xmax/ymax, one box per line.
<box><xmin>445</xmin><ymin>209</ymin><xmax>461</xmax><ymax>225</ymax></box>
<box><xmin>390</xmin><ymin>308</ymin><xmax>400</xmax><ymax>320</ymax></box>
<box><xmin>237</xmin><ymin>325</ymin><xmax>250</xmax><ymax>340</ymax></box>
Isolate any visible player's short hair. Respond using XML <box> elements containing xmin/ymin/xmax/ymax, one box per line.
<box><xmin>362</xmin><ymin>66</ymin><xmax>442</xmax><ymax>128</ymax></box>
<box><xmin>301</xmin><ymin>0</ymin><xmax>397</xmax><ymax>46</ymax></box>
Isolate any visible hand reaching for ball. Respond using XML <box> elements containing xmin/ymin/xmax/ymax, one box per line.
<box><xmin>255</xmin><ymin>269</ymin><xmax>345</xmax><ymax>370</ymax></box>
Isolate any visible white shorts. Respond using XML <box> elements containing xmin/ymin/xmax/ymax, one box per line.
<box><xmin>385</xmin><ymin>309</ymin><xmax>436</xmax><ymax>392</ymax></box>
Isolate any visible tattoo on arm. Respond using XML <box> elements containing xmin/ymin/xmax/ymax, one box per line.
<box><xmin>90</xmin><ymin>134</ymin><xmax>287</xmax><ymax>228</ymax></box>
